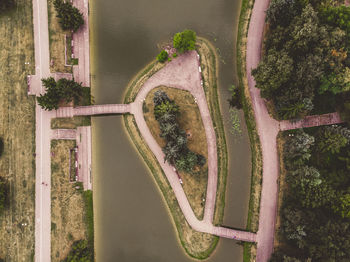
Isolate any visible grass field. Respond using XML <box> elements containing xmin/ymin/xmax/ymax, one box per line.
<box><xmin>47</xmin><ymin>0</ymin><xmax>72</xmax><ymax>73</ymax></box>
<box><xmin>123</xmin><ymin>39</ymin><xmax>228</xmax><ymax>259</ymax></box>
<box><xmin>143</xmin><ymin>86</ymin><xmax>208</xmax><ymax>220</ymax></box>
<box><xmin>51</xmin><ymin>116</ymin><xmax>91</xmax><ymax>129</ymax></box>
<box><xmin>0</xmin><ymin>1</ymin><xmax>36</xmax><ymax>260</ymax></box>
<box><xmin>51</xmin><ymin>140</ymin><xmax>90</xmax><ymax>261</ymax></box>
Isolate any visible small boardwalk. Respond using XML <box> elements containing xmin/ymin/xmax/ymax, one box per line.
<box><xmin>50</xmin><ymin>129</ymin><xmax>76</xmax><ymax>140</ymax></box>
<box><xmin>55</xmin><ymin>104</ymin><xmax>131</xmax><ymax>118</ymax></box>
<box><xmin>280</xmin><ymin>112</ymin><xmax>343</xmax><ymax>131</ymax></box>
<box><xmin>212</xmin><ymin>226</ymin><xmax>257</xmax><ymax>242</ymax></box>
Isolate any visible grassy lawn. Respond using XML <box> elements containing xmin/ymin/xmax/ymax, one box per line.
<box><xmin>51</xmin><ymin>116</ymin><xmax>91</xmax><ymax>129</ymax></box>
<box><xmin>235</xmin><ymin>0</ymin><xmax>262</xmax><ymax>260</ymax></box>
<box><xmin>0</xmin><ymin>1</ymin><xmax>36</xmax><ymax>260</ymax></box>
<box><xmin>123</xmin><ymin>39</ymin><xmax>228</xmax><ymax>259</ymax></box>
<box><xmin>47</xmin><ymin>0</ymin><xmax>72</xmax><ymax>73</ymax></box>
<box><xmin>51</xmin><ymin>140</ymin><xmax>92</xmax><ymax>261</ymax></box>
<box><xmin>143</xmin><ymin>86</ymin><xmax>208</xmax><ymax>220</ymax></box>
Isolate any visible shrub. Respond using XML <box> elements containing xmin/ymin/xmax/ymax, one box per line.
<box><xmin>157</xmin><ymin>50</ymin><xmax>168</xmax><ymax>63</ymax></box>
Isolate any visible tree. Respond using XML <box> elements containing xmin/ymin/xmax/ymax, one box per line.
<box><xmin>37</xmin><ymin>77</ymin><xmax>88</xmax><ymax>111</ymax></box>
<box><xmin>266</xmin><ymin>0</ymin><xmax>298</xmax><ymax>27</ymax></box>
<box><xmin>53</xmin><ymin>0</ymin><xmax>84</xmax><ymax>32</ymax></box>
<box><xmin>332</xmin><ymin>191</ymin><xmax>350</xmax><ymax>218</ymax></box>
<box><xmin>283</xmin><ymin>130</ymin><xmax>314</xmax><ymax>167</ymax></box>
<box><xmin>252</xmin><ymin>49</ymin><xmax>294</xmax><ymax>99</ymax></box>
<box><xmin>157</xmin><ymin>50</ymin><xmax>168</xmax><ymax>63</ymax></box>
<box><xmin>154</xmin><ymin>100</ymin><xmax>179</xmax><ymax>119</ymax></box>
<box><xmin>0</xmin><ymin>0</ymin><xmax>14</xmax><ymax>13</ymax></box>
<box><xmin>173</xmin><ymin>30</ymin><xmax>196</xmax><ymax>53</ymax></box>
<box><xmin>317</xmin><ymin>126</ymin><xmax>349</xmax><ymax>154</ymax></box>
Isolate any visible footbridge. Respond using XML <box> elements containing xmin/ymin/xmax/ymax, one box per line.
<box><xmin>55</xmin><ymin>104</ymin><xmax>132</xmax><ymax>118</ymax></box>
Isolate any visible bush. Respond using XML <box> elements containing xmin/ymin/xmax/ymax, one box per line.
<box><xmin>0</xmin><ymin>0</ymin><xmax>14</xmax><ymax>13</ymax></box>
<box><xmin>0</xmin><ymin>177</ymin><xmax>9</xmax><ymax>216</ymax></box>
<box><xmin>63</xmin><ymin>240</ymin><xmax>93</xmax><ymax>262</ymax></box>
<box><xmin>173</xmin><ymin>29</ymin><xmax>196</xmax><ymax>53</ymax></box>
<box><xmin>53</xmin><ymin>0</ymin><xmax>84</xmax><ymax>32</ymax></box>
<box><xmin>157</xmin><ymin>50</ymin><xmax>168</xmax><ymax>63</ymax></box>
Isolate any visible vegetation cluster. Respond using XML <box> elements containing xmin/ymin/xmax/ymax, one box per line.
<box><xmin>252</xmin><ymin>0</ymin><xmax>350</xmax><ymax>120</ymax></box>
<box><xmin>0</xmin><ymin>0</ymin><xmax>14</xmax><ymax>13</ymax></box>
<box><xmin>173</xmin><ymin>29</ymin><xmax>197</xmax><ymax>53</ymax></box>
<box><xmin>37</xmin><ymin>77</ymin><xmax>91</xmax><ymax>110</ymax></box>
<box><xmin>271</xmin><ymin>125</ymin><xmax>350</xmax><ymax>261</ymax></box>
<box><xmin>0</xmin><ymin>177</ymin><xmax>9</xmax><ymax>216</ymax></box>
<box><xmin>62</xmin><ymin>239</ymin><xmax>93</xmax><ymax>262</ymax></box>
<box><xmin>53</xmin><ymin>0</ymin><xmax>84</xmax><ymax>32</ymax></box>
<box><xmin>153</xmin><ymin>90</ymin><xmax>206</xmax><ymax>173</ymax></box>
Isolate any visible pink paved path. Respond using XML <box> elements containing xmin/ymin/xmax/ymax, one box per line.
<box><xmin>131</xmin><ymin>51</ymin><xmax>256</xmax><ymax>242</ymax></box>
<box><xmin>246</xmin><ymin>0</ymin><xmax>280</xmax><ymax>261</ymax></box>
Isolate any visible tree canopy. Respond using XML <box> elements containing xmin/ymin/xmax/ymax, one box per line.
<box><xmin>53</xmin><ymin>0</ymin><xmax>84</xmax><ymax>32</ymax></box>
<box><xmin>37</xmin><ymin>77</ymin><xmax>90</xmax><ymax>111</ymax></box>
<box><xmin>153</xmin><ymin>91</ymin><xmax>205</xmax><ymax>173</ymax></box>
<box><xmin>173</xmin><ymin>30</ymin><xmax>196</xmax><ymax>53</ymax></box>
<box><xmin>272</xmin><ymin>125</ymin><xmax>350</xmax><ymax>261</ymax></box>
<box><xmin>253</xmin><ymin>0</ymin><xmax>350</xmax><ymax>119</ymax></box>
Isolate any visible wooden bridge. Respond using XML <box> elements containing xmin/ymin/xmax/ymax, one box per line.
<box><xmin>280</xmin><ymin>112</ymin><xmax>343</xmax><ymax>131</ymax></box>
<box><xmin>55</xmin><ymin>104</ymin><xmax>131</xmax><ymax>118</ymax></box>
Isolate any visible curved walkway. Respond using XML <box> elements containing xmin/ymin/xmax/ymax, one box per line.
<box><xmin>246</xmin><ymin>0</ymin><xmax>280</xmax><ymax>260</ymax></box>
<box><xmin>131</xmin><ymin>51</ymin><xmax>256</xmax><ymax>242</ymax></box>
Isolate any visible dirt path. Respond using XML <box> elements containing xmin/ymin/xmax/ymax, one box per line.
<box><xmin>246</xmin><ymin>0</ymin><xmax>280</xmax><ymax>260</ymax></box>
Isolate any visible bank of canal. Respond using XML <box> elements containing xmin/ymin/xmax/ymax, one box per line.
<box><xmin>90</xmin><ymin>0</ymin><xmax>251</xmax><ymax>261</ymax></box>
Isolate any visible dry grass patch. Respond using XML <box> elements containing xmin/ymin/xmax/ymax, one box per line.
<box><xmin>51</xmin><ymin>140</ymin><xmax>88</xmax><ymax>261</ymax></box>
<box><xmin>51</xmin><ymin>116</ymin><xmax>91</xmax><ymax>129</ymax></box>
<box><xmin>48</xmin><ymin>0</ymin><xmax>72</xmax><ymax>73</ymax></box>
<box><xmin>143</xmin><ymin>86</ymin><xmax>208</xmax><ymax>219</ymax></box>
<box><xmin>0</xmin><ymin>1</ymin><xmax>36</xmax><ymax>260</ymax></box>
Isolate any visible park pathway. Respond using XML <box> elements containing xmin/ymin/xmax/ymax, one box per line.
<box><xmin>246</xmin><ymin>0</ymin><xmax>344</xmax><ymax>261</ymax></box>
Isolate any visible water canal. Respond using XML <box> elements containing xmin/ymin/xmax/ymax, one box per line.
<box><xmin>90</xmin><ymin>0</ymin><xmax>252</xmax><ymax>261</ymax></box>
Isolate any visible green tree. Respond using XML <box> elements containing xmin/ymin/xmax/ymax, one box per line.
<box><xmin>173</xmin><ymin>30</ymin><xmax>196</xmax><ymax>53</ymax></box>
<box><xmin>252</xmin><ymin>49</ymin><xmax>294</xmax><ymax>99</ymax></box>
<box><xmin>154</xmin><ymin>100</ymin><xmax>179</xmax><ymax>119</ymax></box>
<box><xmin>332</xmin><ymin>191</ymin><xmax>350</xmax><ymax>218</ymax></box>
<box><xmin>318</xmin><ymin>126</ymin><xmax>348</xmax><ymax>154</ymax></box>
<box><xmin>37</xmin><ymin>77</ymin><xmax>88</xmax><ymax>111</ymax></box>
<box><xmin>157</xmin><ymin>50</ymin><xmax>168</xmax><ymax>63</ymax></box>
<box><xmin>283</xmin><ymin>130</ymin><xmax>314</xmax><ymax>167</ymax></box>
<box><xmin>54</xmin><ymin>0</ymin><xmax>84</xmax><ymax>32</ymax></box>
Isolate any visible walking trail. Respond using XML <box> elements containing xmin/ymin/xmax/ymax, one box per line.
<box><xmin>246</xmin><ymin>0</ymin><xmax>343</xmax><ymax>261</ymax></box>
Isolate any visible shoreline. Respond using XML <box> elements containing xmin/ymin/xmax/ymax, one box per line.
<box><xmin>236</xmin><ymin>0</ymin><xmax>263</xmax><ymax>261</ymax></box>
<box><xmin>122</xmin><ymin>39</ymin><xmax>229</xmax><ymax>259</ymax></box>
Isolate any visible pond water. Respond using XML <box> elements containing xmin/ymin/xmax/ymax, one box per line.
<box><xmin>90</xmin><ymin>0</ymin><xmax>252</xmax><ymax>261</ymax></box>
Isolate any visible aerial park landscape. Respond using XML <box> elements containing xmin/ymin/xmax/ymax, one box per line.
<box><xmin>0</xmin><ymin>0</ymin><xmax>350</xmax><ymax>261</ymax></box>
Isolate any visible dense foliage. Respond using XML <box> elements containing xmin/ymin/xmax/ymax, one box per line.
<box><xmin>0</xmin><ymin>0</ymin><xmax>14</xmax><ymax>13</ymax></box>
<box><xmin>271</xmin><ymin>125</ymin><xmax>350</xmax><ymax>261</ymax></box>
<box><xmin>0</xmin><ymin>177</ymin><xmax>9</xmax><ymax>216</ymax></box>
<box><xmin>54</xmin><ymin>0</ymin><xmax>84</xmax><ymax>32</ymax></box>
<box><xmin>153</xmin><ymin>91</ymin><xmax>205</xmax><ymax>173</ymax></box>
<box><xmin>252</xmin><ymin>0</ymin><xmax>350</xmax><ymax>119</ymax></box>
<box><xmin>173</xmin><ymin>30</ymin><xmax>196</xmax><ymax>53</ymax></box>
<box><xmin>157</xmin><ymin>50</ymin><xmax>168</xmax><ymax>63</ymax></box>
<box><xmin>37</xmin><ymin>77</ymin><xmax>90</xmax><ymax>110</ymax></box>
<box><xmin>62</xmin><ymin>240</ymin><xmax>93</xmax><ymax>262</ymax></box>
